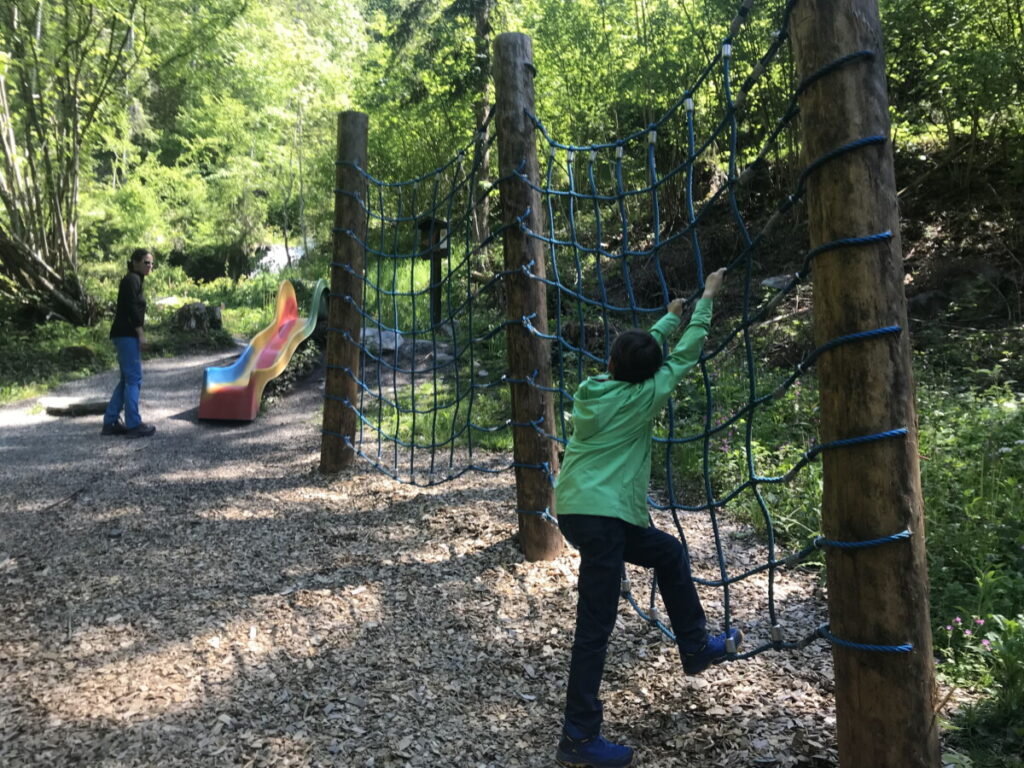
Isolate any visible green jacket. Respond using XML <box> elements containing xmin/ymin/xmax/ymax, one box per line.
<box><xmin>554</xmin><ymin>298</ymin><xmax>713</xmax><ymax>528</ymax></box>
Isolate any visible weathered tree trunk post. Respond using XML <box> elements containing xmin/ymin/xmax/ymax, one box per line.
<box><xmin>493</xmin><ymin>33</ymin><xmax>563</xmax><ymax>561</ymax></box>
<box><xmin>790</xmin><ymin>3</ymin><xmax>939</xmax><ymax>766</ymax></box>
<box><xmin>417</xmin><ymin>217</ymin><xmax>449</xmax><ymax>326</ymax></box>
<box><xmin>430</xmin><ymin>249</ymin><xmax>444</xmax><ymax>326</ymax></box>
<box><xmin>321</xmin><ymin>111</ymin><xmax>369</xmax><ymax>473</ymax></box>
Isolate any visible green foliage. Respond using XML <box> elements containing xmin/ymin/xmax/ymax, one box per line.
<box><xmin>355</xmin><ymin>0</ymin><xmax>490</xmax><ymax>180</ymax></box>
<box><xmin>882</xmin><ymin>0</ymin><xmax>1024</xmax><ymax>143</ymax></box>
<box><xmin>914</xmin><ymin>325</ymin><xmax>1024</xmax><ymax>391</ymax></box>
<box><xmin>938</xmin><ymin>615</ymin><xmax>998</xmax><ymax>685</ymax></box>
<box><xmin>364</xmin><ymin>254</ymin><xmax>439</xmax><ymax>333</ymax></box>
<box><xmin>63</xmin><ymin>0</ymin><xmax>367</xmax><ymax>294</ymax></box>
<box><xmin>919</xmin><ymin>384</ymin><xmax>1024</xmax><ymax>622</ymax></box>
<box><xmin>909</xmin><ymin>383</ymin><xmax>1023</xmax><ymax>760</ymax></box>
<box><xmin>80</xmin><ymin>160</ymin><xmax>209</xmax><ymax>260</ymax></box>
<box><xmin>985</xmin><ymin>615</ymin><xmax>1024</xmax><ymax>730</ymax></box>
<box><xmin>0</xmin><ymin>321</ymin><xmax>116</xmax><ymax>403</ymax></box>
<box><xmin>944</xmin><ymin>613</ymin><xmax>1024</xmax><ymax>766</ymax></box>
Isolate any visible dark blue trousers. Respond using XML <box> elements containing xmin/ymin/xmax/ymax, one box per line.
<box><xmin>559</xmin><ymin>514</ymin><xmax>707</xmax><ymax>737</ymax></box>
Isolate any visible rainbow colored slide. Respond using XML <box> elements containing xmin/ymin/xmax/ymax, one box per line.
<box><xmin>198</xmin><ymin>278</ymin><xmax>327</xmax><ymax>421</ymax></box>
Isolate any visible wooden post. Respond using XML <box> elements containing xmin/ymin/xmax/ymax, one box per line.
<box><xmin>418</xmin><ymin>217</ymin><xmax>448</xmax><ymax>326</ymax></box>
<box><xmin>789</xmin><ymin>3</ymin><xmax>939</xmax><ymax>766</ymax></box>
<box><xmin>321</xmin><ymin>111</ymin><xmax>369</xmax><ymax>473</ymax></box>
<box><xmin>493</xmin><ymin>33</ymin><xmax>563</xmax><ymax>561</ymax></box>
<box><xmin>430</xmin><ymin>250</ymin><xmax>444</xmax><ymax>325</ymax></box>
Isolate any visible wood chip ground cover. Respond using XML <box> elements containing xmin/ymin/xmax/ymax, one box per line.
<box><xmin>1</xmin><ymin>353</ymin><xmax>844</xmax><ymax>766</ymax></box>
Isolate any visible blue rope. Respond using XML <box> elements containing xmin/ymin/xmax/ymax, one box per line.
<box><xmin>819</xmin><ymin>626</ymin><xmax>914</xmax><ymax>653</ymax></box>
<box><xmin>809</xmin><ymin>428</ymin><xmax>908</xmax><ymax>459</ymax></box>
<box><xmin>816</xmin><ymin>528</ymin><xmax>913</xmax><ymax>550</ymax></box>
<box><xmin>518</xmin><ymin>507</ymin><xmax>560</xmax><ymax>527</ymax></box>
<box><xmin>796</xmin><ymin>135</ymin><xmax>888</xmax><ymax>195</ymax></box>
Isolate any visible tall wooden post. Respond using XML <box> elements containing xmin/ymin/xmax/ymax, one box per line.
<box><xmin>790</xmin><ymin>2</ymin><xmax>939</xmax><ymax>766</ymax></box>
<box><xmin>417</xmin><ymin>217</ymin><xmax>448</xmax><ymax>326</ymax></box>
<box><xmin>321</xmin><ymin>111</ymin><xmax>369</xmax><ymax>473</ymax></box>
<box><xmin>493</xmin><ymin>33</ymin><xmax>562</xmax><ymax>561</ymax></box>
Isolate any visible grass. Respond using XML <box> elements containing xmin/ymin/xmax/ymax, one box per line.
<box><xmin>357</xmin><ymin>366</ymin><xmax>513</xmax><ymax>457</ymax></box>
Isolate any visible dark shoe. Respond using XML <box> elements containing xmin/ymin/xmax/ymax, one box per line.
<box><xmin>101</xmin><ymin>420</ymin><xmax>127</xmax><ymax>436</ymax></box>
<box><xmin>556</xmin><ymin>731</ymin><xmax>634</xmax><ymax>768</ymax></box>
<box><xmin>124</xmin><ymin>423</ymin><xmax>156</xmax><ymax>438</ymax></box>
<box><xmin>683</xmin><ymin>627</ymin><xmax>743</xmax><ymax>675</ymax></box>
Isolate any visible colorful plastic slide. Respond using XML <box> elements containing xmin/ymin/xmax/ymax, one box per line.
<box><xmin>198</xmin><ymin>278</ymin><xmax>327</xmax><ymax>421</ymax></box>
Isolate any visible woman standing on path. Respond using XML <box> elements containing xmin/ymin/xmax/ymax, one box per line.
<box><xmin>101</xmin><ymin>248</ymin><xmax>157</xmax><ymax>438</ymax></box>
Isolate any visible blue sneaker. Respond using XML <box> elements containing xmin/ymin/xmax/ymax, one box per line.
<box><xmin>555</xmin><ymin>731</ymin><xmax>634</xmax><ymax>768</ymax></box>
<box><xmin>683</xmin><ymin>627</ymin><xmax>743</xmax><ymax>675</ymax></box>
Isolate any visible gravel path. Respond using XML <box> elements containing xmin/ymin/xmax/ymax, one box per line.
<box><xmin>0</xmin><ymin>355</ymin><xmax>837</xmax><ymax>767</ymax></box>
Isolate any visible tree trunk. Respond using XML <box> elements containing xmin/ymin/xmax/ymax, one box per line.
<box><xmin>494</xmin><ymin>33</ymin><xmax>563</xmax><ymax>561</ymax></box>
<box><xmin>321</xmin><ymin>111</ymin><xmax>369</xmax><ymax>473</ymax></box>
<box><xmin>790</xmin><ymin>2</ymin><xmax>940</xmax><ymax>766</ymax></box>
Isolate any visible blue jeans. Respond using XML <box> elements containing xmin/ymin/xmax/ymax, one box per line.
<box><xmin>559</xmin><ymin>514</ymin><xmax>707</xmax><ymax>737</ymax></box>
<box><xmin>104</xmin><ymin>336</ymin><xmax>143</xmax><ymax>429</ymax></box>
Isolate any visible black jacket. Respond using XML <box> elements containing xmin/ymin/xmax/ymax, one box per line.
<box><xmin>110</xmin><ymin>271</ymin><xmax>146</xmax><ymax>338</ymax></box>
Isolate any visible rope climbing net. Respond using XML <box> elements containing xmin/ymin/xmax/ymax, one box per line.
<box><xmin>326</xmin><ymin>0</ymin><xmax>914</xmax><ymax>660</ymax></box>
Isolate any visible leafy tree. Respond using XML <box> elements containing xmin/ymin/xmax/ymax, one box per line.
<box><xmin>882</xmin><ymin>0</ymin><xmax>1024</xmax><ymax>146</ymax></box>
<box><xmin>0</xmin><ymin>0</ymin><xmax>246</xmax><ymax>323</ymax></box>
<box><xmin>138</xmin><ymin>0</ymin><xmax>364</xmax><ymax>268</ymax></box>
<box><xmin>0</xmin><ymin>0</ymin><xmax>145</xmax><ymax>323</ymax></box>
<box><xmin>357</xmin><ymin>0</ymin><xmax>494</xmax><ymax>177</ymax></box>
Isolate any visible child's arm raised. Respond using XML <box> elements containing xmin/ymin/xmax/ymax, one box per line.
<box><xmin>648</xmin><ymin>299</ymin><xmax>685</xmax><ymax>345</ymax></box>
<box><xmin>649</xmin><ymin>268</ymin><xmax>727</xmax><ymax>413</ymax></box>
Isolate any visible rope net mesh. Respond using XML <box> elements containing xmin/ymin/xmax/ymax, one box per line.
<box><xmin>328</xmin><ymin>0</ymin><xmax>907</xmax><ymax>657</ymax></box>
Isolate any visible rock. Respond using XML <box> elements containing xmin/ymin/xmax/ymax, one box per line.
<box><xmin>411</xmin><ymin>339</ymin><xmax>436</xmax><ymax>355</ymax></box>
<box><xmin>361</xmin><ymin>327</ymin><xmax>404</xmax><ymax>354</ymax></box>
<box><xmin>172</xmin><ymin>302</ymin><xmax>223</xmax><ymax>332</ymax></box>
<box><xmin>428</xmin><ymin>352</ymin><xmax>455</xmax><ymax>367</ymax></box>
<box><xmin>907</xmin><ymin>290</ymin><xmax>948</xmax><ymax>318</ymax></box>
<box><xmin>761</xmin><ymin>274</ymin><xmax>795</xmax><ymax>291</ymax></box>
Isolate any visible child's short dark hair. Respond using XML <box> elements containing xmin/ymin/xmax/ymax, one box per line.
<box><xmin>610</xmin><ymin>329</ymin><xmax>662</xmax><ymax>383</ymax></box>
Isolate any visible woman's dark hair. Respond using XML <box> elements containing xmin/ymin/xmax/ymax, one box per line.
<box><xmin>128</xmin><ymin>248</ymin><xmax>152</xmax><ymax>270</ymax></box>
<box><xmin>609</xmin><ymin>329</ymin><xmax>662</xmax><ymax>383</ymax></box>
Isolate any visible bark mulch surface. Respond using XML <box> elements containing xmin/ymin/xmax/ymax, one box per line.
<box><xmin>1</xmin><ymin>353</ymin><xmax>838</xmax><ymax>767</ymax></box>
